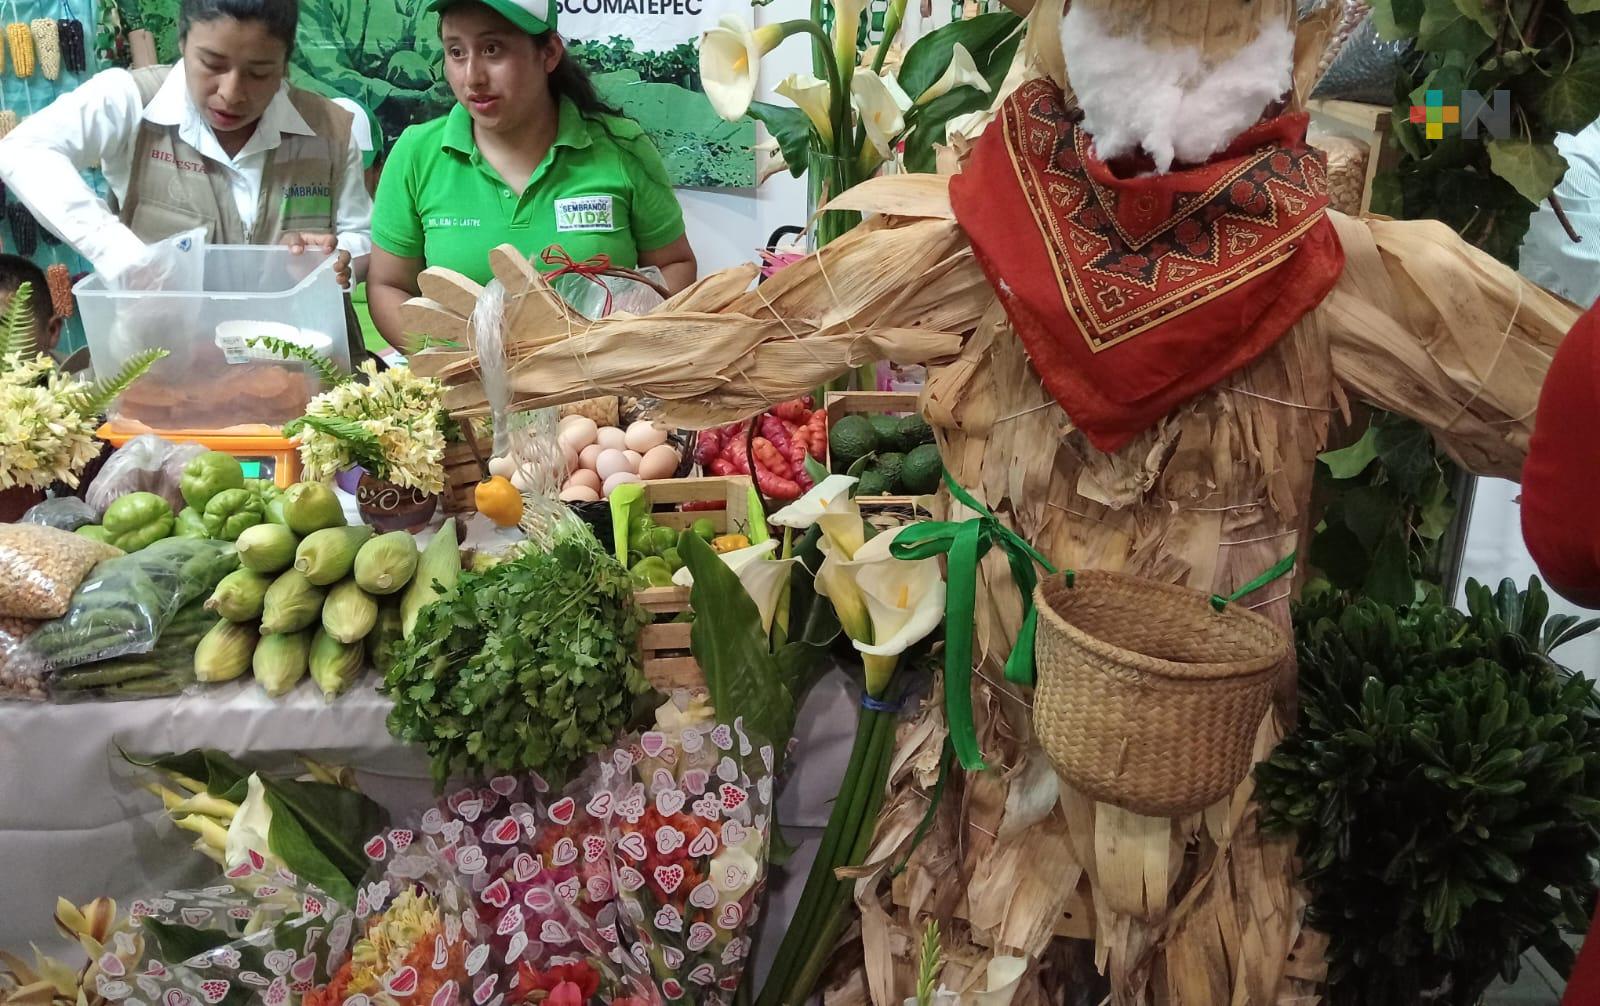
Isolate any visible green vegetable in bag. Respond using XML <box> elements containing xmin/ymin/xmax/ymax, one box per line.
<box><xmin>103</xmin><ymin>492</ymin><xmax>175</xmax><ymax>552</ymax></box>
<box><xmin>174</xmin><ymin>507</ymin><xmax>209</xmax><ymax>539</ymax></box>
<box><xmin>180</xmin><ymin>451</ymin><xmax>245</xmax><ymax>510</ymax></box>
<box><xmin>202</xmin><ymin>488</ymin><xmax>265</xmax><ymax>542</ymax></box>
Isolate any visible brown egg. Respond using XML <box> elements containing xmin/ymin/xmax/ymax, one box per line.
<box><xmin>560</xmin><ymin>484</ymin><xmax>601</xmax><ymax>502</ymax></box>
<box><xmin>637</xmin><ymin>443</ymin><xmax>680</xmax><ymax>481</ymax></box>
<box><xmin>624</xmin><ymin>420</ymin><xmax>669</xmax><ymax>453</ymax></box>
<box><xmin>567</xmin><ymin>469</ymin><xmax>602</xmax><ymax>493</ymax></box>
<box><xmin>578</xmin><ymin>443</ymin><xmax>604</xmax><ymax>471</ymax></box>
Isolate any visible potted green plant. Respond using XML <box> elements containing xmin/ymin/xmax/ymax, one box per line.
<box><xmin>1256</xmin><ymin>578</ymin><xmax>1600</xmax><ymax>1006</ymax></box>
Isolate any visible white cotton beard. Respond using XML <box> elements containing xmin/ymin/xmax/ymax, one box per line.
<box><xmin>1059</xmin><ymin>3</ymin><xmax>1295</xmax><ymax>172</ymax></box>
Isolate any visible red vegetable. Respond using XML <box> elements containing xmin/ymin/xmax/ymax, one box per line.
<box><xmin>771</xmin><ymin>398</ymin><xmax>810</xmax><ymax>424</ymax></box>
<box><xmin>752</xmin><ymin>437</ymin><xmax>792</xmax><ymax>479</ymax></box>
<box><xmin>807</xmin><ymin>410</ymin><xmax>828</xmax><ymax>459</ymax></box>
<box><xmin>722</xmin><ymin>433</ymin><xmax>750</xmax><ymax>474</ymax></box>
<box><xmin>709</xmin><ymin>458</ymin><xmax>736</xmax><ymax>476</ymax></box>
<box><xmin>694</xmin><ymin>429</ymin><xmax>722</xmax><ymax>466</ymax></box>
<box><xmin>759</xmin><ymin>414</ymin><xmax>795</xmax><ymax>466</ymax></box>
<box><xmin>756</xmin><ymin>469</ymin><xmax>802</xmax><ymax>501</ymax></box>
<box><xmin>679</xmin><ymin>500</ymin><xmax>726</xmax><ymax>511</ymax></box>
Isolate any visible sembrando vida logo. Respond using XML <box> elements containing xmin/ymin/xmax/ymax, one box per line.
<box><xmin>1409</xmin><ymin>88</ymin><xmax>1513</xmax><ymax>140</ymax></box>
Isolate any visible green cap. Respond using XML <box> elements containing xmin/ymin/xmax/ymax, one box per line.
<box><xmin>427</xmin><ymin>0</ymin><xmax>557</xmax><ymax>35</ymax></box>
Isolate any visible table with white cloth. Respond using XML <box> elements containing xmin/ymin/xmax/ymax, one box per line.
<box><xmin>0</xmin><ymin>665</ymin><xmax>860</xmax><ymax>986</ymax></box>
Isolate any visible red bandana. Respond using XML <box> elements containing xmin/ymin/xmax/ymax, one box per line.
<box><xmin>950</xmin><ymin>78</ymin><xmax>1345</xmax><ymax>452</ymax></box>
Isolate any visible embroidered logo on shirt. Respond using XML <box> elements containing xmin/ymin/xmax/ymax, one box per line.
<box><xmin>555</xmin><ymin>196</ymin><xmax>616</xmax><ymax>232</ymax></box>
<box><xmin>150</xmin><ymin>148</ymin><xmax>208</xmax><ymax>173</ymax></box>
<box><xmin>424</xmin><ymin>217</ymin><xmax>482</xmax><ymax>229</ymax></box>
<box><xmin>281</xmin><ymin>184</ymin><xmax>332</xmax><ymax>220</ymax></box>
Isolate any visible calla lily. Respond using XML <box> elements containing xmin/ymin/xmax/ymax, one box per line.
<box><xmin>224</xmin><ymin>774</ymin><xmax>276</xmax><ymax>870</ymax></box>
<box><xmin>971</xmin><ymin>956</ymin><xmax>1027</xmax><ymax>1005</ymax></box>
<box><xmin>832</xmin><ymin>0</ymin><xmax>867</xmax><ymax>90</ymax></box>
<box><xmin>819</xmin><ymin>525</ymin><xmax>945</xmax><ymax>694</ymax></box>
<box><xmin>916</xmin><ymin>43</ymin><xmax>991</xmax><ymax>106</ymax></box>
<box><xmin>673</xmin><ymin>539</ymin><xmax>797</xmax><ymax>634</ymax></box>
<box><xmin>770</xmin><ymin>475</ymin><xmax>866</xmax><ymax>558</ymax></box>
<box><xmin>776</xmin><ymin>73</ymin><xmax>835</xmax><ymax>144</ymax></box>
<box><xmin>814</xmin><ymin>547</ymin><xmax>874</xmax><ymax>646</ymax></box>
<box><xmin>701</xmin><ymin>16</ymin><xmax>790</xmax><ymax>121</ymax></box>
<box><xmin>851</xmin><ymin>70</ymin><xmax>914</xmax><ymax>158</ymax></box>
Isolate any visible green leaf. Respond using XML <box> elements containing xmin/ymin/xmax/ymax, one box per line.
<box><xmin>124</xmin><ymin>748</ymin><xmax>252</xmax><ymax>802</ymax></box>
<box><xmin>804</xmin><ymin>454</ymin><xmax>830</xmax><ymax>486</ymax></box>
<box><xmin>0</xmin><ymin>280</ymin><xmax>35</xmax><ymax>361</ymax></box>
<box><xmin>260</xmin><ymin>777</ymin><xmax>387</xmax><ymax>889</ymax></box>
<box><xmin>1451</xmin><ymin>0</ymin><xmax>1500</xmax><ymax>38</ymax></box>
<box><xmin>263</xmin><ymin>789</ymin><xmax>356</xmax><ymax>907</ymax></box>
<box><xmin>1487</xmin><ymin>140</ymin><xmax>1569</xmax><ymax>204</ymax></box>
<box><xmin>1319</xmin><ymin>426</ymin><xmax>1381</xmax><ymax>479</ymax></box>
<box><xmin>1365</xmin><ymin>525</ymin><xmax>1417</xmax><ymax>606</ymax></box>
<box><xmin>66</xmin><ymin>348</ymin><xmax>169</xmax><ymax>417</ymax></box>
<box><xmin>897</xmin><ymin>11</ymin><xmax>1021</xmax><ymax>100</ymax></box>
<box><xmin>1372</xmin><ymin>0</ymin><xmax>1425</xmax><ymax>38</ymax></box>
<box><xmin>245</xmin><ymin>336</ymin><xmax>348</xmax><ymax>389</ymax></box>
<box><xmin>1375</xmin><ymin>419</ymin><xmax>1439</xmax><ymax>497</ymax></box>
<box><xmin>747</xmin><ymin>101</ymin><xmax>815</xmax><ymax>180</ymax></box>
<box><xmin>140</xmin><ymin>919</ymin><xmax>236</xmax><ymax>964</ymax></box>
<box><xmin>1309</xmin><ymin>522</ymin><xmax>1371</xmax><ymax>590</ymax></box>
<box><xmin>680</xmin><ymin>531</ymin><xmax>796</xmax><ymax>752</ymax></box>
<box><xmin>1342</xmin><ymin>486</ymin><xmax>1401</xmax><ymax>552</ymax></box>
<box><xmin>1418</xmin><ymin>0</ymin><xmax>1494</xmax><ymax>56</ymax></box>
<box><xmin>1538</xmin><ymin>48</ymin><xmax>1600</xmax><ymax>134</ymax></box>
<box><xmin>282</xmin><ymin>414</ymin><xmax>387</xmax><ymax>473</ymax></box>
<box><xmin>1569</xmin><ymin>0</ymin><xmax>1600</xmax><ymax>12</ymax></box>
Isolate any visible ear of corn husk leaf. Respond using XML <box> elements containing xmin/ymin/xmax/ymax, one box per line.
<box><xmin>29</xmin><ymin>19</ymin><xmax>57</xmax><ymax>79</ymax></box>
<box><xmin>0</xmin><ymin>110</ymin><xmax>19</xmax><ymax>140</ymax></box>
<box><xmin>7</xmin><ymin>23</ymin><xmax>34</xmax><ymax>77</ymax></box>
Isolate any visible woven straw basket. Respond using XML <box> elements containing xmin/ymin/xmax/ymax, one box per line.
<box><xmin>1032</xmin><ymin>570</ymin><xmax>1290</xmax><ymax>817</ymax></box>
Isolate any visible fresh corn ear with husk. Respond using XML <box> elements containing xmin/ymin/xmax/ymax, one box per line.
<box><xmin>354</xmin><ymin>530</ymin><xmax>418</xmax><ymax>595</ymax></box>
<box><xmin>29</xmin><ymin>19</ymin><xmax>57</xmax><ymax>80</ymax></box>
<box><xmin>194</xmin><ymin>619</ymin><xmax>258</xmax><ymax>683</ymax></box>
<box><xmin>322</xmin><ymin>577</ymin><xmax>377</xmax><ymax>643</ymax></box>
<box><xmin>294</xmin><ymin>525</ymin><xmax>372</xmax><ymax>586</ymax></box>
<box><xmin>401</xmin><ymin>519</ymin><xmax>460</xmax><ymax>638</ymax></box>
<box><xmin>309</xmin><ymin>628</ymin><xmax>363</xmax><ymax>700</ymax></box>
<box><xmin>253</xmin><ymin>630</ymin><xmax>311</xmax><ymax>697</ymax></box>
<box><xmin>367</xmin><ymin>598</ymin><xmax>405</xmax><ymax>672</ymax></box>
<box><xmin>260</xmin><ymin>569</ymin><xmax>326</xmax><ymax>634</ymax></box>
<box><xmin>206</xmin><ymin>567</ymin><xmax>270</xmax><ymax>622</ymax></box>
<box><xmin>7</xmin><ymin>23</ymin><xmax>33</xmax><ymax>78</ymax></box>
<box><xmin>236</xmin><ymin>523</ymin><xmax>298</xmax><ymax>574</ymax></box>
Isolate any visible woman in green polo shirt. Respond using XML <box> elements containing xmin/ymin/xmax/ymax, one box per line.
<box><xmin>367</xmin><ymin>0</ymin><xmax>696</xmax><ymax>348</ymax></box>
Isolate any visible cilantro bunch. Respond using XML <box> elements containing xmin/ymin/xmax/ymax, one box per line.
<box><xmin>384</xmin><ymin>528</ymin><xmax>650</xmax><ymax>785</ymax></box>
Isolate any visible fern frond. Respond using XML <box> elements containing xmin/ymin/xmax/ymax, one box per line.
<box><xmin>65</xmin><ymin>348</ymin><xmax>167</xmax><ymax>417</ymax></box>
<box><xmin>283</xmin><ymin>414</ymin><xmax>387</xmax><ymax>473</ymax></box>
<box><xmin>245</xmin><ymin>335</ymin><xmax>348</xmax><ymax>389</ymax></box>
<box><xmin>0</xmin><ymin>279</ymin><xmax>37</xmax><ymax>363</ymax></box>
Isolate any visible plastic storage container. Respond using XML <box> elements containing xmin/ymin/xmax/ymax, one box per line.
<box><xmin>75</xmin><ymin>245</ymin><xmax>349</xmax><ymax>433</ymax></box>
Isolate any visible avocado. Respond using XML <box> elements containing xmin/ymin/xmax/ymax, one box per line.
<box><xmin>896</xmin><ymin>414</ymin><xmax>934</xmax><ymax>451</ymax></box>
<box><xmin>867</xmin><ymin>414</ymin><xmax>901</xmax><ymax>449</ymax></box>
<box><xmin>875</xmin><ymin>452</ymin><xmax>906</xmax><ymax>494</ymax></box>
<box><xmin>901</xmin><ymin>443</ymin><xmax>943</xmax><ymax>495</ymax></box>
<box><xmin>829</xmin><ymin>414</ymin><xmax>876</xmax><ymax>469</ymax></box>
<box><xmin>857</xmin><ymin>469</ymin><xmax>892</xmax><ymax>497</ymax></box>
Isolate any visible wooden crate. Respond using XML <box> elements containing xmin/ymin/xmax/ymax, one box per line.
<box><xmin>823</xmin><ymin>391</ymin><xmax>937</xmax><ymax>518</ymax></box>
<box><xmin>1308</xmin><ymin>99</ymin><xmax>1395</xmax><ymax>217</ymax></box>
<box><xmin>634</xmin><ymin>476</ymin><xmax>753</xmax><ymax>693</ymax></box>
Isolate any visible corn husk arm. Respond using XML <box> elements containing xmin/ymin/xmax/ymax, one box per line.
<box><xmin>406</xmin><ymin>213</ymin><xmax>984</xmax><ymax>428</ymax></box>
<box><xmin>1324</xmin><ymin>211</ymin><xmax>1580</xmax><ymax>480</ymax></box>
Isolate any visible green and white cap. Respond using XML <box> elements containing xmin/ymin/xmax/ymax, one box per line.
<box><xmin>427</xmin><ymin>0</ymin><xmax>557</xmax><ymax>35</ymax></box>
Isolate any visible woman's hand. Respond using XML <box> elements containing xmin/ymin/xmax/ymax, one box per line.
<box><xmin>280</xmin><ymin>231</ymin><xmax>353</xmax><ymax>289</ymax></box>
<box><xmin>639</xmin><ymin>236</ymin><xmax>698</xmax><ymax>295</ymax></box>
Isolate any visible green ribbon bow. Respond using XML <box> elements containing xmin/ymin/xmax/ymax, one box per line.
<box><xmin>890</xmin><ymin>470</ymin><xmax>1055</xmax><ymax>771</ymax></box>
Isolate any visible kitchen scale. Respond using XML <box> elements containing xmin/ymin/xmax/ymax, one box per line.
<box><xmin>98</xmin><ymin>425</ymin><xmax>303</xmax><ymax>488</ymax></box>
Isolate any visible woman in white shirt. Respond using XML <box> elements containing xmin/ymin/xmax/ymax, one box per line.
<box><xmin>0</xmin><ymin>0</ymin><xmax>372</xmax><ymax>289</ymax></box>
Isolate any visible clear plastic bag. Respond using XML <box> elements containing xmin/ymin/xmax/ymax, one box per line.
<box><xmin>0</xmin><ymin>614</ymin><xmax>45</xmax><ymax>700</ymax></box>
<box><xmin>550</xmin><ymin>266</ymin><xmax>668</xmax><ymax>320</ymax></box>
<box><xmin>0</xmin><ymin>523</ymin><xmax>122</xmax><ymax>619</ymax></box>
<box><xmin>19</xmin><ymin>495</ymin><xmax>99</xmax><ymax>530</ymax></box>
<box><xmin>85</xmin><ymin>434</ymin><xmax>209</xmax><ymax>517</ymax></box>
<box><xmin>101</xmin><ymin>225</ymin><xmax>207</xmax><ymax>293</ymax></box>
<box><xmin>15</xmin><ymin>537</ymin><xmax>238</xmax><ymax>675</ymax></box>
<box><xmin>1311</xmin><ymin>12</ymin><xmax>1407</xmax><ymax>105</ymax></box>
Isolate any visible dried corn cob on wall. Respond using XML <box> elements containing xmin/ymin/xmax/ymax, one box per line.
<box><xmin>58</xmin><ymin>18</ymin><xmax>83</xmax><ymax>73</ymax></box>
<box><xmin>0</xmin><ymin>110</ymin><xmax>18</xmax><ymax>140</ymax></box>
<box><xmin>7</xmin><ymin>23</ymin><xmax>33</xmax><ymax>78</ymax></box>
<box><xmin>45</xmin><ymin>263</ymin><xmax>72</xmax><ymax>318</ymax></box>
<box><xmin>30</xmin><ymin>19</ymin><xmax>57</xmax><ymax>80</ymax></box>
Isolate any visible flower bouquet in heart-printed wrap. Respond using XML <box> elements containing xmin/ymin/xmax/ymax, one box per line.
<box><xmin>303</xmin><ymin>820</ymin><xmax>478</xmax><ymax>1006</ymax></box>
<box><xmin>120</xmin><ymin>858</ymin><xmax>346</xmax><ymax>1006</ymax></box>
<box><xmin>604</xmin><ymin>713</ymin><xmax>775</xmax><ymax>1003</ymax></box>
